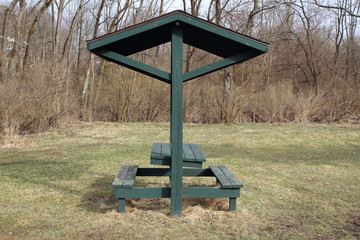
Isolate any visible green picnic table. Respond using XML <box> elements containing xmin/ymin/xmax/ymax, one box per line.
<box><xmin>87</xmin><ymin>10</ymin><xmax>268</xmax><ymax>217</ymax></box>
<box><xmin>150</xmin><ymin>143</ymin><xmax>206</xmax><ymax>168</ymax></box>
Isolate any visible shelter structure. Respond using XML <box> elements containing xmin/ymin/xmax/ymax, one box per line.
<box><xmin>87</xmin><ymin>10</ymin><xmax>268</xmax><ymax>217</ymax></box>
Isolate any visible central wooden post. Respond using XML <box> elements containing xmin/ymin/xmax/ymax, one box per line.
<box><xmin>170</xmin><ymin>22</ymin><xmax>183</xmax><ymax>217</ymax></box>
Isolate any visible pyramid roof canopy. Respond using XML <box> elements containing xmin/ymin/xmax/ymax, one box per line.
<box><xmin>87</xmin><ymin>10</ymin><xmax>268</xmax><ymax>58</ymax></box>
<box><xmin>86</xmin><ymin>10</ymin><xmax>268</xmax><ymax>83</ymax></box>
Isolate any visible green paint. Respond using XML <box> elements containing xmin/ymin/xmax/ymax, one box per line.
<box><xmin>182</xmin><ymin>187</ymin><xmax>240</xmax><ymax>198</ymax></box>
<box><xmin>178</xmin><ymin>14</ymin><xmax>268</xmax><ymax>52</ymax></box>
<box><xmin>210</xmin><ymin>165</ymin><xmax>243</xmax><ymax>188</ymax></box>
<box><xmin>118</xmin><ymin>199</ymin><xmax>126</xmax><ymax>213</ymax></box>
<box><xmin>183</xmin><ymin>52</ymin><xmax>260</xmax><ymax>82</ymax></box>
<box><xmin>114</xmin><ymin>187</ymin><xmax>171</xmax><ymax>198</ymax></box>
<box><xmin>114</xmin><ymin>186</ymin><xmax>240</xmax><ymax>200</ymax></box>
<box><xmin>188</xmin><ymin>144</ymin><xmax>206</xmax><ymax>162</ymax></box>
<box><xmin>136</xmin><ymin>168</ymin><xmax>213</xmax><ymax>177</ymax></box>
<box><xmin>170</xmin><ymin>22</ymin><xmax>183</xmax><ymax>217</ymax></box>
<box><xmin>150</xmin><ymin>159</ymin><xmax>203</xmax><ymax>168</ymax></box>
<box><xmin>112</xmin><ymin>165</ymin><xmax>138</xmax><ymax>188</ymax></box>
<box><xmin>229</xmin><ymin>198</ymin><xmax>237</xmax><ymax>211</ymax></box>
<box><xmin>150</xmin><ymin>143</ymin><xmax>206</xmax><ymax>168</ymax></box>
<box><xmin>87</xmin><ymin>13</ymin><xmax>179</xmax><ymax>51</ymax></box>
<box><xmin>94</xmin><ymin>49</ymin><xmax>171</xmax><ymax>83</ymax></box>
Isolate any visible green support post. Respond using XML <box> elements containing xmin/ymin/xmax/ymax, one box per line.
<box><xmin>170</xmin><ymin>22</ymin><xmax>183</xmax><ymax>217</ymax></box>
<box><xmin>229</xmin><ymin>198</ymin><xmax>237</xmax><ymax>211</ymax></box>
<box><xmin>118</xmin><ymin>198</ymin><xmax>126</xmax><ymax>213</ymax></box>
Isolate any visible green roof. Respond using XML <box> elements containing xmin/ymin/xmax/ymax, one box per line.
<box><xmin>86</xmin><ymin>10</ymin><xmax>268</xmax><ymax>83</ymax></box>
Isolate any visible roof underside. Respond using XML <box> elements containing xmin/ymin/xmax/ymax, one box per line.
<box><xmin>103</xmin><ymin>23</ymin><xmax>254</xmax><ymax>58</ymax></box>
<box><xmin>87</xmin><ymin>11</ymin><xmax>268</xmax><ymax>59</ymax></box>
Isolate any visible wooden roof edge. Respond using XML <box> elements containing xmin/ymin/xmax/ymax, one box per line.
<box><xmin>177</xmin><ymin>11</ymin><xmax>269</xmax><ymax>46</ymax></box>
<box><xmin>86</xmin><ymin>11</ymin><xmax>180</xmax><ymax>44</ymax></box>
<box><xmin>86</xmin><ymin>10</ymin><xmax>269</xmax><ymax>47</ymax></box>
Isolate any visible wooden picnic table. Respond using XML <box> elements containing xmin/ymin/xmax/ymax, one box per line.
<box><xmin>87</xmin><ymin>10</ymin><xmax>266</xmax><ymax>216</ymax></box>
<box><xmin>150</xmin><ymin>143</ymin><xmax>206</xmax><ymax>168</ymax></box>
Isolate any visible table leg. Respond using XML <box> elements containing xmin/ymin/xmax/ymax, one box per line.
<box><xmin>118</xmin><ymin>198</ymin><xmax>126</xmax><ymax>213</ymax></box>
<box><xmin>229</xmin><ymin>198</ymin><xmax>237</xmax><ymax>211</ymax></box>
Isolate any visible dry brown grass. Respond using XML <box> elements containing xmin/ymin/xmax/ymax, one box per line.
<box><xmin>0</xmin><ymin>62</ymin><xmax>77</xmax><ymax>141</ymax></box>
<box><xmin>1</xmin><ymin>57</ymin><xmax>359</xmax><ymax>144</ymax></box>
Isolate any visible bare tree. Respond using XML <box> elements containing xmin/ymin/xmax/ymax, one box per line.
<box><xmin>0</xmin><ymin>0</ymin><xmax>19</xmax><ymax>78</ymax></box>
<box><xmin>284</xmin><ymin>0</ymin><xmax>325</xmax><ymax>92</ymax></box>
<box><xmin>22</xmin><ymin>0</ymin><xmax>53</xmax><ymax>74</ymax></box>
<box><xmin>92</xmin><ymin>0</ymin><xmax>131</xmax><ymax>113</ymax></box>
<box><xmin>7</xmin><ymin>0</ymin><xmax>26</xmax><ymax>77</ymax></box>
<box><xmin>81</xmin><ymin>0</ymin><xmax>106</xmax><ymax>120</ymax></box>
<box><xmin>312</xmin><ymin>0</ymin><xmax>360</xmax><ymax>18</ymax></box>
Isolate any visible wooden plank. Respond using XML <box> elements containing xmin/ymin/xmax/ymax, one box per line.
<box><xmin>114</xmin><ymin>187</ymin><xmax>239</xmax><ymax>199</ymax></box>
<box><xmin>183</xmin><ymin>187</ymin><xmax>240</xmax><ymax>198</ymax></box>
<box><xmin>150</xmin><ymin>143</ymin><xmax>162</xmax><ymax>159</ymax></box>
<box><xmin>229</xmin><ymin>198</ymin><xmax>237</xmax><ymax>211</ymax></box>
<box><xmin>218</xmin><ymin>166</ymin><xmax>243</xmax><ymax>188</ymax></box>
<box><xmin>112</xmin><ymin>165</ymin><xmax>129</xmax><ymax>186</ymax></box>
<box><xmin>93</xmin><ymin>49</ymin><xmax>171</xmax><ymax>84</ymax></box>
<box><xmin>150</xmin><ymin>159</ymin><xmax>170</xmax><ymax>166</ymax></box>
<box><xmin>137</xmin><ymin>168</ymin><xmax>171</xmax><ymax>176</ymax></box>
<box><xmin>170</xmin><ymin>23</ymin><xmax>184</xmax><ymax>217</ymax></box>
<box><xmin>114</xmin><ymin>187</ymin><xmax>171</xmax><ymax>198</ymax></box>
<box><xmin>150</xmin><ymin>143</ymin><xmax>206</xmax><ymax>164</ymax></box>
<box><xmin>182</xmin><ymin>144</ymin><xmax>195</xmax><ymax>161</ymax></box>
<box><xmin>87</xmin><ymin>13</ymin><xmax>179</xmax><ymax>51</ymax></box>
<box><xmin>136</xmin><ymin>168</ymin><xmax>213</xmax><ymax>177</ymax></box>
<box><xmin>183</xmin><ymin>168</ymin><xmax>213</xmax><ymax>177</ymax></box>
<box><xmin>122</xmin><ymin>165</ymin><xmax>138</xmax><ymax>188</ymax></box>
<box><xmin>178</xmin><ymin>13</ymin><xmax>268</xmax><ymax>53</ymax></box>
<box><xmin>189</xmin><ymin>144</ymin><xmax>206</xmax><ymax>162</ymax></box>
<box><xmin>183</xmin><ymin>52</ymin><xmax>259</xmax><ymax>82</ymax></box>
<box><xmin>209</xmin><ymin>166</ymin><xmax>232</xmax><ymax>188</ymax></box>
<box><xmin>162</xmin><ymin>143</ymin><xmax>171</xmax><ymax>160</ymax></box>
<box><xmin>182</xmin><ymin>161</ymin><xmax>202</xmax><ymax>168</ymax></box>
<box><xmin>118</xmin><ymin>199</ymin><xmax>126</xmax><ymax>213</ymax></box>
<box><xmin>151</xmin><ymin>158</ymin><xmax>203</xmax><ymax>168</ymax></box>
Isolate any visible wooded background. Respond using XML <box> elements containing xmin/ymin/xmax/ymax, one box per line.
<box><xmin>0</xmin><ymin>0</ymin><xmax>359</xmax><ymax>140</ymax></box>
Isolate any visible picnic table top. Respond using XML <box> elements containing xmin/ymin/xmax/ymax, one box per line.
<box><xmin>150</xmin><ymin>143</ymin><xmax>206</xmax><ymax>163</ymax></box>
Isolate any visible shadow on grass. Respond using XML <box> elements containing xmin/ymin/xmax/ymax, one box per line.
<box><xmin>0</xmin><ymin>160</ymin><xmax>31</xmax><ymax>166</ymax></box>
<box><xmin>78</xmin><ymin>175</ymin><xmax>117</xmax><ymax>213</ymax></box>
<box><xmin>1</xmin><ymin>159</ymin><xmax>89</xmax><ymax>196</ymax></box>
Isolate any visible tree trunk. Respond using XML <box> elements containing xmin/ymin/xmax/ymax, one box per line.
<box><xmin>244</xmin><ymin>0</ymin><xmax>258</xmax><ymax>35</ymax></box>
<box><xmin>81</xmin><ymin>0</ymin><xmax>106</xmax><ymax>120</ymax></box>
<box><xmin>22</xmin><ymin>0</ymin><xmax>53</xmax><ymax>75</ymax></box>
<box><xmin>8</xmin><ymin>0</ymin><xmax>26</xmax><ymax>78</ymax></box>
<box><xmin>54</xmin><ymin>0</ymin><xmax>65</xmax><ymax>60</ymax></box>
<box><xmin>0</xmin><ymin>0</ymin><xmax>19</xmax><ymax>79</ymax></box>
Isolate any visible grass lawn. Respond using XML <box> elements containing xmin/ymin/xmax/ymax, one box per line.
<box><xmin>0</xmin><ymin>122</ymin><xmax>359</xmax><ymax>239</ymax></box>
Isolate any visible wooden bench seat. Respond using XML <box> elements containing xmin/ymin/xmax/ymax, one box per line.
<box><xmin>112</xmin><ymin>165</ymin><xmax>138</xmax><ymax>188</ymax></box>
<box><xmin>112</xmin><ymin>165</ymin><xmax>138</xmax><ymax>213</ymax></box>
<box><xmin>210</xmin><ymin>165</ymin><xmax>243</xmax><ymax>211</ymax></box>
<box><xmin>112</xmin><ymin>165</ymin><xmax>243</xmax><ymax>213</ymax></box>
<box><xmin>210</xmin><ymin>165</ymin><xmax>243</xmax><ymax>189</ymax></box>
<box><xmin>150</xmin><ymin>143</ymin><xmax>206</xmax><ymax>168</ymax></box>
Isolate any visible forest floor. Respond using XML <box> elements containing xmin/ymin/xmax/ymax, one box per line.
<box><xmin>1</xmin><ymin>122</ymin><xmax>360</xmax><ymax>239</ymax></box>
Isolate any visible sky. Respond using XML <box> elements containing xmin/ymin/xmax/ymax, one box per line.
<box><xmin>0</xmin><ymin>0</ymin><xmax>212</xmax><ymax>15</ymax></box>
<box><xmin>169</xmin><ymin>0</ymin><xmax>212</xmax><ymax>11</ymax></box>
